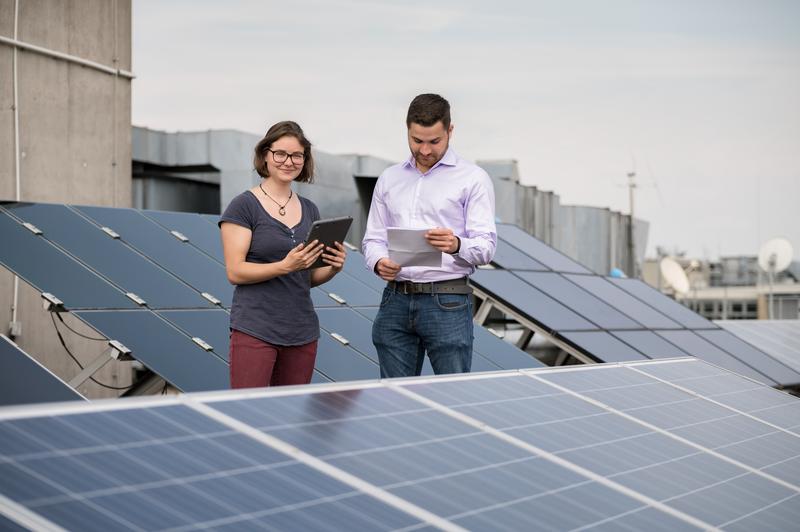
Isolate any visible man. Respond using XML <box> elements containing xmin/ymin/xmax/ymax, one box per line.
<box><xmin>362</xmin><ymin>93</ymin><xmax>496</xmax><ymax>377</ymax></box>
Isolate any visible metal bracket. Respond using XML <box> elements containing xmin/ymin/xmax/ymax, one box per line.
<box><xmin>201</xmin><ymin>292</ymin><xmax>221</xmax><ymax>306</ymax></box>
<box><xmin>22</xmin><ymin>222</ymin><xmax>42</xmax><ymax>235</ymax></box>
<box><xmin>68</xmin><ymin>340</ymin><xmax>133</xmax><ymax>388</ymax></box>
<box><xmin>515</xmin><ymin>329</ymin><xmax>535</xmax><ymax>350</ymax></box>
<box><xmin>170</xmin><ymin>230</ymin><xmax>189</xmax><ymax>242</ymax></box>
<box><xmin>125</xmin><ymin>292</ymin><xmax>147</xmax><ymax>306</ymax></box>
<box><xmin>343</xmin><ymin>241</ymin><xmax>358</xmax><ymax>251</ymax></box>
<box><xmin>41</xmin><ymin>292</ymin><xmax>65</xmax><ymax>312</ymax></box>
<box><xmin>101</xmin><ymin>226</ymin><xmax>120</xmax><ymax>239</ymax></box>
<box><xmin>330</xmin><ymin>333</ymin><xmax>350</xmax><ymax>345</ymax></box>
<box><xmin>328</xmin><ymin>293</ymin><xmax>346</xmax><ymax>305</ymax></box>
<box><xmin>192</xmin><ymin>337</ymin><xmax>213</xmax><ymax>351</ymax></box>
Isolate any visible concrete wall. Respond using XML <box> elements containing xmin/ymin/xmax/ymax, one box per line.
<box><xmin>0</xmin><ymin>0</ymin><xmax>133</xmax><ymax>399</ymax></box>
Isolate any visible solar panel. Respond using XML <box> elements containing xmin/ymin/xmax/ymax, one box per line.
<box><xmin>341</xmin><ymin>251</ymin><xmax>387</xmax><ymax>292</ymax></box>
<box><xmin>76</xmin><ymin>205</ymin><xmax>233</xmax><ymax>307</ymax></box>
<box><xmin>3</xmin><ymin>359</ymin><xmax>799</xmax><ymax>530</ymax></box>
<box><xmin>157</xmin><ymin>309</ymin><xmax>231</xmax><ymax>363</ymax></box>
<box><xmin>471</xmin><ymin>326</ymin><xmax>544</xmax><ymax>369</ymax></box>
<box><xmin>656</xmin><ymin>331</ymin><xmax>775</xmax><ymax>386</ymax></box>
<box><xmin>608</xmin><ymin>278</ymin><xmax>716</xmax><ymax>329</ymax></box>
<box><xmin>610</xmin><ymin>330</ymin><xmax>691</xmax><ymax>359</ymax></box>
<box><xmin>497</xmin><ymin>223</ymin><xmax>592</xmax><ymax>274</ymax></box>
<box><xmin>0</xmin><ymin>335</ymin><xmax>85</xmax><ymax>406</ymax></box>
<box><xmin>471</xmin><ymin>269</ymin><xmax>597</xmax><ymax>332</ymax></box>
<box><xmin>3</xmin><ymin>203</ymin><xmax>213</xmax><ymax>309</ymax></box>
<box><xmin>315</xmin><ymin>333</ymin><xmax>379</xmax><ymax>382</ymax></box>
<box><xmin>559</xmin><ymin>331</ymin><xmax>649</xmax><ymax>362</ymax></box>
<box><xmin>317</xmin><ymin>307</ymin><xmax>379</xmax><ymax>364</ymax></box>
<box><xmin>208</xmin><ymin>381</ymin><xmax>691</xmax><ymax>530</ymax></box>
<box><xmin>316</xmin><ymin>271</ymin><xmax>382</xmax><ymax>307</ymax></box>
<box><xmin>717</xmin><ymin>320</ymin><xmax>800</xmax><ymax>374</ymax></box>
<box><xmin>695</xmin><ymin>329</ymin><xmax>800</xmax><ymax>387</ymax></box>
<box><xmin>491</xmin><ymin>240</ymin><xmax>550</xmax><ymax>271</ymax></box>
<box><xmin>564</xmin><ymin>274</ymin><xmax>683</xmax><ymax>329</ymax></box>
<box><xmin>516</xmin><ymin>271</ymin><xmax>644</xmax><ymax>330</ymax></box>
<box><xmin>141</xmin><ymin>209</ymin><xmax>225</xmax><ymax>264</ymax></box>
<box><xmin>0</xmin><ymin>209</ymin><xmax>136</xmax><ymax>310</ymax></box>
<box><xmin>73</xmin><ymin>310</ymin><xmax>230</xmax><ymax>392</ymax></box>
<box><xmin>0</xmin><ymin>403</ymin><xmax>422</xmax><ymax>531</ymax></box>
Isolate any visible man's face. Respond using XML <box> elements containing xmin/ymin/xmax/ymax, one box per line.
<box><xmin>408</xmin><ymin>121</ymin><xmax>453</xmax><ymax>172</ymax></box>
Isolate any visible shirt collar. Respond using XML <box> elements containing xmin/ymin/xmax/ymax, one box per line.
<box><xmin>403</xmin><ymin>147</ymin><xmax>458</xmax><ymax>173</ymax></box>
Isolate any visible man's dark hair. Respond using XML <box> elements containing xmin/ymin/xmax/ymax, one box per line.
<box><xmin>406</xmin><ymin>93</ymin><xmax>451</xmax><ymax>129</ymax></box>
<box><xmin>253</xmin><ymin>120</ymin><xmax>315</xmax><ymax>183</ymax></box>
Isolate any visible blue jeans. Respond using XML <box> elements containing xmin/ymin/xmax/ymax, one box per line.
<box><xmin>372</xmin><ymin>286</ymin><xmax>473</xmax><ymax>378</ymax></box>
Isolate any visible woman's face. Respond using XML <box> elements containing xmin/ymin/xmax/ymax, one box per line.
<box><xmin>265</xmin><ymin>135</ymin><xmax>305</xmax><ymax>184</ymax></box>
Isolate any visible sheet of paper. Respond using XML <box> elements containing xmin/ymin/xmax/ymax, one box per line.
<box><xmin>387</xmin><ymin>227</ymin><xmax>442</xmax><ymax>267</ymax></box>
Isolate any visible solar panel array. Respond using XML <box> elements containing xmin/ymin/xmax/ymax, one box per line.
<box><xmin>1</xmin><ymin>358</ymin><xmax>798</xmax><ymax>530</ymax></box>
<box><xmin>470</xmin><ymin>223</ymin><xmax>800</xmax><ymax>388</ymax></box>
<box><xmin>0</xmin><ymin>202</ymin><xmax>538</xmax><ymax>395</ymax></box>
<box><xmin>0</xmin><ymin>335</ymin><xmax>85</xmax><ymax>407</ymax></box>
<box><xmin>718</xmin><ymin>320</ymin><xmax>800</xmax><ymax>374</ymax></box>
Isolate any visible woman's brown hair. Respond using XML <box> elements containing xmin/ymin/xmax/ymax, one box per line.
<box><xmin>253</xmin><ymin>121</ymin><xmax>315</xmax><ymax>183</ymax></box>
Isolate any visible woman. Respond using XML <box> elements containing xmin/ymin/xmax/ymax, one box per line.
<box><xmin>219</xmin><ymin>121</ymin><xmax>346</xmax><ymax>388</ymax></box>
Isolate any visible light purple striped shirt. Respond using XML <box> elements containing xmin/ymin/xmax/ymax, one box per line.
<box><xmin>362</xmin><ymin>147</ymin><xmax>497</xmax><ymax>282</ymax></box>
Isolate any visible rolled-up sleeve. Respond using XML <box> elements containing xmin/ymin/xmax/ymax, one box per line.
<box><xmin>456</xmin><ymin>170</ymin><xmax>496</xmax><ymax>266</ymax></box>
<box><xmin>361</xmin><ymin>177</ymin><xmax>390</xmax><ymax>273</ymax></box>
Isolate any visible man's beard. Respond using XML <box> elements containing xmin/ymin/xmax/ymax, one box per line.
<box><xmin>413</xmin><ymin>140</ymin><xmax>448</xmax><ymax>168</ymax></box>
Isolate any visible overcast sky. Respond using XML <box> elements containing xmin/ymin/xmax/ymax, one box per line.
<box><xmin>132</xmin><ymin>0</ymin><xmax>799</xmax><ymax>260</ymax></box>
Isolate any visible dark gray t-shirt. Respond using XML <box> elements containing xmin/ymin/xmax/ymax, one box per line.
<box><xmin>220</xmin><ymin>191</ymin><xmax>321</xmax><ymax>346</ymax></box>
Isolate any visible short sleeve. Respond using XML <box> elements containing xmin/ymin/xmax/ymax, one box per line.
<box><xmin>219</xmin><ymin>193</ymin><xmax>255</xmax><ymax>230</ymax></box>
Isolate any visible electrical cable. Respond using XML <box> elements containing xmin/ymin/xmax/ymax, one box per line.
<box><xmin>50</xmin><ymin>313</ymin><xmax>132</xmax><ymax>391</ymax></box>
<box><xmin>55</xmin><ymin>312</ymin><xmax>106</xmax><ymax>341</ymax></box>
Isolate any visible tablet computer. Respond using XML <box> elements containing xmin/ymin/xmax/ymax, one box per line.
<box><xmin>304</xmin><ymin>216</ymin><xmax>353</xmax><ymax>269</ymax></box>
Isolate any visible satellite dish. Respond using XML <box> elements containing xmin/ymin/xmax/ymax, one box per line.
<box><xmin>660</xmin><ymin>257</ymin><xmax>690</xmax><ymax>294</ymax></box>
<box><xmin>758</xmin><ymin>238</ymin><xmax>793</xmax><ymax>273</ymax></box>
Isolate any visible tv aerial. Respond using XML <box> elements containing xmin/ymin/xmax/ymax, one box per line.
<box><xmin>659</xmin><ymin>257</ymin><xmax>690</xmax><ymax>295</ymax></box>
<box><xmin>758</xmin><ymin>238</ymin><xmax>794</xmax><ymax>319</ymax></box>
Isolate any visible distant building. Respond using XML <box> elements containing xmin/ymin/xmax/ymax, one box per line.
<box><xmin>642</xmin><ymin>256</ymin><xmax>800</xmax><ymax>320</ymax></box>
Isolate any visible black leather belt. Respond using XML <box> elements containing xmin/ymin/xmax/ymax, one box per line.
<box><xmin>387</xmin><ymin>277</ymin><xmax>472</xmax><ymax>295</ymax></box>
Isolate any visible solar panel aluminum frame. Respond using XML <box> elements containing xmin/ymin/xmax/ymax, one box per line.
<box><xmin>470</xmin><ymin>284</ymin><xmax>596</xmax><ymax>365</ymax></box>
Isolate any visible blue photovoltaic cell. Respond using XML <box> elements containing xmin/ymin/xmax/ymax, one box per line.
<box><xmin>491</xmin><ymin>240</ymin><xmax>550</xmax><ymax>271</ymax></box>
<box><xmin>0</xmin><ymin>404</ymin><xmax>421</xmax><ymax>531</ymax></box>
<box><xmin>497</xmin><ymin>223</ymin><xmax>592</xmax><ymax>274</ymax></box>
<box><xmin>472</xmin><ymin>326</ymin><xmax>544</xmax><ymax>369</ymax></box>
<box><xmin>516</xmin><ymin>271</ymin><xmax>643</xmax><ymax>329</ymax></box>
<box><xmin>342</xmin><ymin>251</ymin><xmax>387</xmax><ymax>292</ymax></box>
<box><xmin>695</xmin><ymin>329</ymin><xmax>800</xmax><ymax>387</ymax></box>
<box><xmin>564</xmin><ymin>274</ymin><xmax>683</xmax><ymax>329</ymax></box>
<box><xmin>310</xmin><ymin>287</ymin><xmax>343</xmax><ymax>307</ymax></box>
<box><xmin>611</xmin><ymin>330</ymin><xmax>690</xmax><ymax>359</ymax></box>
<box><xmin>717</xmin><ymin>320</ymin><xmax>800</xmax><ymax>372</ymax></box>
<box><xmin>315</xmin><ymin>333</ymin><xmax>379</xmax><ymax>382</ymax></box>
<box><xmin>0</xmin><ymin>335</ymin><xmax>85</xmax><ymax>406</ymax></box>
<box><xmin>77</xmin><ymin>206</ymin><xmax>234</xmax><ymax>307</ymax></box>
<box><xmin>3</xmin><ymin>203</ymin><xmax>212</xmax><ymax>309</ymax></box>
<box><xmin>209</xmin><ymin>386</ymin><xmax>669</xmax><ymax>531</ymax></box>
<box><xmin>74</xmin><ymin>310</ymin><xmax>229</xmax><ymax>392</ymax></box>
<box><xmin>200</xmin><ymin>214</ymin><xmax>220</xmax><ymax>225</ymax></box>
<box><xmin>317</xmin><ymin>307</ymin><xmax>379</xmax><ymax>363</ymax></box>
<box><xmin>560</xmin><ymin>331</ymin><xmax>649</xmax><ymax>362</ymax></box>
<box><xmin>513</xmin><ymin>366</ymin><xmax>800</xmax><ymax>529</ymax></box>
<box><xmin>0</xmin><ymin>209</ymin><xmax>136</xmax><ymax>310</ymax></box>
<box><xmin>158</xmin><ymin>309</ymin><xmax>231</xmax><ymax>363</ymax></box>
<box><xmin>142</xmin><ymin>209</ymin><xmax>225</xmax><ymax>264</ymax></box>
<box><xmin>471</xmin><ymin>269</ymin><xmax>597</xmax><ymax>332</ymax></box>
<box><xmin>537</xmin><ymin>363</ymin><xmax>800</xmax><ymax>522</ymax></box>
<box><xmin>633</xmin><ymin>360</ymin><xmax>800</xmax><ymax>433</ymax></box>
<box><xmin>656</xmin><ymin>330</ymin><xmax>774</xmax><ymax>386</ymax></box>
<box><xmin>608</xmin><ymin>278</ymin><xmax>716</xmax><ymax>329</ymax></box>
<box><xmin>352</xmin><ymin>306</ymin><xmax>379</xmax><ymax>321</ymax></box>
<box><xmin>317</xmin><ymin>271</ymin><xmax>382</xmax><ymax>307</ymax></box>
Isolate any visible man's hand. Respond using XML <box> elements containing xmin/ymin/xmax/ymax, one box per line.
<box><xmin>375</xmin><ymin>257</ymin><xmax>401</xmax><ymax>281</ymax></box>
<box><xmin>425</xmin><ymin>227</ymin><xmax>459</xmax><ymax>254</ymax></box>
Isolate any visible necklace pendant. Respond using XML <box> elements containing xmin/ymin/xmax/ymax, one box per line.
<box><xmin>278</xmin><ymin>207</ymin><xmax>286</xmax><ymax>216</ymax></box>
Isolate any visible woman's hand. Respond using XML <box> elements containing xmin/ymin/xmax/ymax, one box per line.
<box><xmin>322</xmin><ymin>241</ymin><xmax>347</xmax><ymax>273</ymax></box>
<box><xmin>281</xmin><ymin>240</ymin><xmax>324</xmax><ymax>272</ymax></box>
